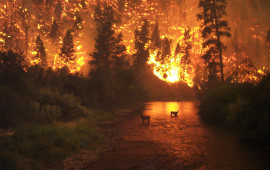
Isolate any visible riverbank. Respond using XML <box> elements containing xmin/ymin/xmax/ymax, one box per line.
<box><xmin>63</xmin><ymin>105</ymin><xmax>144</xmax><ymax>169</ymax></box>
<box><xmin>0</xmin><ymin>104</ymin><xmax>144</xmax><ymax>169</ymax></box>
<box><xmin>198</xmin><ymin>74</ymin><xmax>270</xmax><ymax>152</ymax></box>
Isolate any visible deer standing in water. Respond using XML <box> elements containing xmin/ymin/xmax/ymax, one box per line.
<box><xmin>171</xmin><ymin>110</ymin><xmax>179</xmax><ymax>117</ymax></box>
<box><xmin>140</xmin><ymin>113</ymin><xmax>150</xmax><ymax>123</ymax></box>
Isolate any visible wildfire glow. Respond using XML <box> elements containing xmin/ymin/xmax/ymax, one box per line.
<box><xmin>0</xmin><ymin>0</ymin><xmax>266</xmax><ymax>85</ymax></box>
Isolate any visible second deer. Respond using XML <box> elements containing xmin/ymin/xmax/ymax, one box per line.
<box><xmin>140</xmin><ymin>113</ymin><xmax>150</xmax><ymax>123</ymax></box>
<box><xmin>171</xmin><ymin>110</ymin><xmax>179</xmax><ymax>117</ymax></box>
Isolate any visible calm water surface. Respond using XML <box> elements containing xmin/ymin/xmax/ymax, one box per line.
<box><xmin>118</xmin><ymin>101</ymin><xmax>269</xmax><ymax>169</ymax></box>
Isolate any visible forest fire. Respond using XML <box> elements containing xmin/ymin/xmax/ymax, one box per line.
<box><xmin>0</xmin><ymin>0</ymin><xmax>268</xmax><ymax>85</ymax></box>
<box><xmin>1</xmin><ymin>1</ymin><xmax>270</xmax><ymax>169</ymax></box>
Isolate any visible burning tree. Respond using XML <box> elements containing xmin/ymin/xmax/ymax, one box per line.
<box><xmin>197</xmin><ymin>0</ymin><xmax>231</xmax><ymax>85</ymax></box>
<box><xmin>33</xmin><ymin>35</ymin><xmax>47</xmax><ymax>68</ymax></box>
<box><xmin>151</xmin><ymin>22</ymin><xmax>162</xmax><ymax>51</ymax></box>
<box><xmin>55</xmin><ymin>0</ymin><xmax>63</xmax><ymax>21</ymax></box>
<box><xmin>267</xmin><ymin>29</ymin><xmax>270</xmax><ymax>71</ymax></box>
<box><xmin>48</xmin><ymin>19</ymin><xmax>62</xmax><ymax>44</ymax></box>
<box><xmin>59</xmin><ymin>30</ymin><xmax>75</xmax><ymax>68</ymax></box>
<box><xmin>181</xmin><ymin>27</ymin><xmax>192</xmax><ymax>81</ymax></box>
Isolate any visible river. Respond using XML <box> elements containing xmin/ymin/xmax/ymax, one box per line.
<box><xmin>91</xmin><ymin>101</ymin><xmax>270</xmax><ymax>169</ymax></box>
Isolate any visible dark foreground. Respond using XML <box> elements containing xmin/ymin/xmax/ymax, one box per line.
<box><xmin>69</xmin><ymin>102</ymin><xmax>270</xmax><ymax>170</ymax></box>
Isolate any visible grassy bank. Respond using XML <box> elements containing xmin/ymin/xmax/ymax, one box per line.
<box><xmin>199</xmin><ymin>74</ymin><xmax>270</xmax><ymax>149</ymax></box>
<box><xmin>0</xmin><ymin>109</ymin><xmax>119</xmax><ymax>169</ymax></box>
<box><xmin>0</xmin><ymin>50</ymin><xmax>144</xmax><ymax>169</ymax></box>
<box><xmin>0</xmin><ymin>106</ymin><xmax>129</xmax><ymax>170</ymax></box>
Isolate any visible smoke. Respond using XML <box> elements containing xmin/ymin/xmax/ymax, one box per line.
<box><xmin>0</xmin><ymin>0</ymin><xmax>269</xmax><ymax>80</ymax></box>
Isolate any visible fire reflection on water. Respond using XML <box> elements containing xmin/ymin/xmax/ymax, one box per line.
<box><xmin>124</xmin><ymin>101</ymin><xmax>268</xmax><ymax>169</ymax></box>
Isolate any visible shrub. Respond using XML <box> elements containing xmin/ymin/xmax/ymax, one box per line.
<box><xmin>0</xmin><ymin>122</ymin><xmax>102</xmax><ymax>169</ymax></box>
<box><xmin>0</xmin><ymin>87</ymin><xmax>28</xmax><ymax>128</ymax></box>
<box><xmin>199</xmin><ymin>75</ymin><xmax>270</xmax><ymax>149</ymax></box>
<box><xmin>37</xmin><ymin>88</ymin><xmax>89</xmax><ymax>121</ymax></box>
<box><xmin>199</xmin><ymin>83</ymin><xmax>253</xmax><ymax>124</ymax></box>
<box><xmin>39</xmin><ymin>105</ymin><xmax>62</xmax><ymax>123</ymax></box>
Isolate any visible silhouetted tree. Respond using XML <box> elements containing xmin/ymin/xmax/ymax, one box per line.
<box><xmin>89</xmin><ymin>3</ymin><xmax>120</xmax><ymax>108</ymax></box>
<box><xmin>0</xmin><ymin>50</ymin><xmax>25</xmax><ymax>85</ymax></box>
<box><xmin>91</xmin><ymin>3</ymin><xmax>115</xmax><ymax>73</ymax></box>
<box><xmin>55</xmin><ymin>0</ymin><xmax>63</xmax><ymax>21</ymax></box>
<box><xmin>18</xmin><ymin>1</ymin><xmax>30</xmax><ymax>56</ymax></box>
<box><xmin>175</xmin><ymin>43</ymin><xmax>181</xmax><ymax>56</ymax></box>
<box><xmin>161</xmin><ymin>37</ymin><xmax>171</xmax><ymax>64</ymax></box>
<box><xmin>60</xmin><ymin>30</ymin><xmax>75</xmax><ymax>66</ymax></box>
<box><xmin>133</xmin><ymin>20</ymin><xmax>150</xmax><ymax>79</ymax></box>
<box><xmin>231</xmin><ymin>29</ymin><xmax>243</xmax><ymax>82</ymax></box>
<box><xmin>94</xmin><ymin>1</ymin><xmax>103</xmax><ymax>25</ymax></box>
<box><xmin>48</xmin><ymin>19</ymin><xmax>62</xmax><ymax>43</ymax></box>
<box><xmin>197</xmin><ymin>0</ymin><xmax>231</xmax><ymax>84</ymax></box>
<box><xmin>181</xmin><ymin>27</ymin><xmax>192</xmax><ymax>80</ymax></box>
<box><xmin>34</xmin><ymin>35</ymin><xmax>47</xmax><ymax>68</ymax></box>
<box><xmin>1</xmin><ymin>18</ymin><xmax>22</xmax><ymax>53</ymax></box>
<box><xmin>151</xmin><ymin>21</ymin><xmax>161</xmax><ymax>50</ymax></box>
<box><xmin>113</xmin><ymin>32</ymin><xmax>129</xmax><ymax>73</ymax></box>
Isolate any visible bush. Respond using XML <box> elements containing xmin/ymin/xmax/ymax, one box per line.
<box><xmin>0</xmin><ymin>122</ymin><xmax>102</xmax><ymax>169</ymax></box>
<box><xmin>40</xmin><ymin>105</ymin><xmax>62</xmax><ymax>123</ymax></box>
<box><xmin>0</xmin><ymin>87</ymin><xmax>28</xmax><ymax>128</ymax></box>
<box><xmin>199</xmin><ymin>75</ymin><xmax>270</xmax><ymax>149</ymax></box>
<box><xmin>199</xmin><ymin>83</ymin><xmax>252</xmax><ymax>124</ymax></box>
<box><xmin>37</xmin><ymin>88</ymin><xmax>89</xmax><ymax>121</ymax></box>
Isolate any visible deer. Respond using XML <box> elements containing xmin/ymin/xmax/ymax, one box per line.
<box><xmin>171</xmin><ymin>110</ymin><xmax>179</xmax><ymax>117</ymax></box>
<box><xmin>140</xmin><ymin>113</ymin><xmax>150</xmax><ymax>123</ymax></box>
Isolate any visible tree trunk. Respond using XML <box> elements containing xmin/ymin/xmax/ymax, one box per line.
<box><xmin>213</xmin><ymin>0</ymin><xmax>224</xmax><ymax>84</ymax></box>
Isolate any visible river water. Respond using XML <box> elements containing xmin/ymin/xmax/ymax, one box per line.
<box><xmin>92</xmin><ymin>101</ymin><xmax>270</xmax><ymax>169</ymax></box>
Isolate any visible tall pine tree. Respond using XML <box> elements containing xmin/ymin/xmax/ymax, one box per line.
<box><xmin>113</xmin><ymin>32</ymin><xmax>129</xmax><ymax>73</ymax></box>
<box><xmin>55</xmin><ymin>0</ymin><xmax>63</xmax><ymax>21</ymax></box>
<box><xmin>181</xmin><ymin>27</ymin><xmax>192</xmax><ymax>81</ymax></box>
<box><xmin>48</xmin><ymin>19</ymin><xmax>62</xmax><ymax>44</ymax></box>
<box><xmin>60</xmin><ymin>30</ymin><xmax>75</xmax><ymax>66</ymax></box>
<box><xmin>197</xmin><ymin>0</ymin><xmax>231</xmax><ymax>84</ymax></box>
<box><xmin>133</xmin><ymin>20</ymin><xmax>150</xmax><ymax>78</ymax></box>
<box><xmin>161</xmin><ymin>37</ymin><xmax>171</xmax><ymax>64</ymax></box>
<box><xmin>151</xmin><ymin>21</ymin><xmax>161</xmax><ymax>50</ymax></box>
<box><xmin>34</xmin><ymin>35</ymin><xmax>47</xmax><ymax>68</ymax></box>
<box><xmin>175</xmin><ymin>43</ymin><xmax>181</xmax><ymax>56</ymax></box>
<box><xmin>90</xmin><ymin>3</ymin><xmax>116</xmax><ymax>73</ymax></box>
